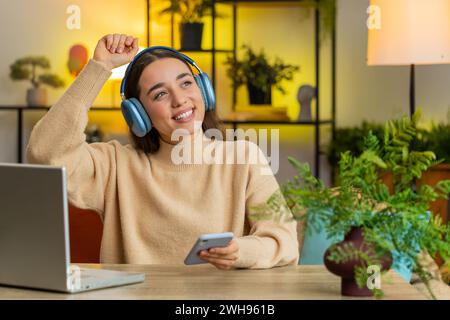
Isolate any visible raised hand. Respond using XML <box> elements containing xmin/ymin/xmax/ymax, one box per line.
<box><xmin>93</xmin><ymin>34</ymin><xmax>139</xmax><ymax>71</ymax></box>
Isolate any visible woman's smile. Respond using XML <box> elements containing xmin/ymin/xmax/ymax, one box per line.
<box><xmin>172</xmin><ymin>107</ymin><xmax>196</xmax><ymax>123</ymax></box>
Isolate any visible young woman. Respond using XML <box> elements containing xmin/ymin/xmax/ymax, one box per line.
<box><xmin>27</xmin><ymin>34</ymin><xmax>299</xmax><ymax>270</ymax></box>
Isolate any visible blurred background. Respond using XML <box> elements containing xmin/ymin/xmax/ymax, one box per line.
<box><xmin>0</xmin><ymin>0</ymin><xmax>449</xmax><ymax>187</ymax></box>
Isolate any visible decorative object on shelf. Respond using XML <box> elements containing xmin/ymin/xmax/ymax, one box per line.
<box><xmin>180</xmin><ymin>22</ymin><xmax>203</xmax><ymax>50</ymax></box>
<box><xmin>296</xmin><ymin>84</ymin><xmax>316</xmax><ymax>121</ymax></box>
<box><xmin>67</xmin><ymin>44</ymin><xmax>88</xmax><ymax>77</ymax></box>
<box><xmin>159</xmin><ymin>0</ymin><xmax>225</xmax><ymax>50</ymax></box>
<box><xmin>9</xmin><ymin>56</ymin><xmax>65</xmax><ymax>107</ymax></box>
<box><xmin>224</xmin><ymin>44</ymin><xmax>299</xmax><ymax>105</ymax></box>
<box><xmin>85</xmin><ymin>124</ymin><xmax>103</xmax><ymax>143</ymax></box>
<box><xmin>251</xmin><ymin>110</ymin><xmax>450</xmax><ymax>299</ymax></box>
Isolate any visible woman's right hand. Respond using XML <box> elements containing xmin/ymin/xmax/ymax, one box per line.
<box><xmin>93</xmin><ymin>34</ymin><xmax>139</xmax><ymax>71</ymax></box>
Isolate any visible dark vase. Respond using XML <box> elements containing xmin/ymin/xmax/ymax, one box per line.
<box><xmin>324</xmin><ymin>227</ymin><xmax>393</xmax><ymax>297</ymax></box>
<box><xmin>247</xmin><ymin>83</ymin><xmax>272</xmax><ymax>105</ymax></box>
<box><xmin>180</xmin><ymin>23</ymin><xmax>204</xmax><ymax>50</ymax></box>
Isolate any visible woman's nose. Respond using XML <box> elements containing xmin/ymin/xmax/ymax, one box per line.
<box><xmin>171</xmin><ymin>89</ymin><xmax>188</xmax><ymax>108</ymax></box>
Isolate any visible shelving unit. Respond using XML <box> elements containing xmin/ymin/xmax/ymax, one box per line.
<box><xmin>147</xmin><ymin>0</ymin><xmax>337</xmax><ymax>178</ymax></box>
<box><xmin>0</xmin><ymin>106</ymin><xmax>122</xmax><ymax>163</ymax></box>
<box><xmin>1</xmin><ymin>0</ymin><xmax>336</xmax><ymax>181</ymax></box>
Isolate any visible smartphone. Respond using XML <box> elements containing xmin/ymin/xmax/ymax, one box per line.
<box><xmin>184</xmin><ymin>232</ymin><xmax>234</xmax><ymax>265</ymax></box>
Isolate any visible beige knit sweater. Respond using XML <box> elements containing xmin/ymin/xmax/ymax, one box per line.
<box><xmin>26</xmin><ymin>59</ymin><xmax>299</xmax><ymax>268</ymax></box>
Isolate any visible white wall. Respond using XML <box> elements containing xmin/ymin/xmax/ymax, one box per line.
<box><xmin>337</xmin><ymin>0</ymin><xmax>450</xmax><ymax>127</ymax></box>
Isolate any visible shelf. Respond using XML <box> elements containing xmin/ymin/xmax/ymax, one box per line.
<box><xmin>0</xmin><ymin>106</ymin><xmax>121</xmax><ymax>111</ymax></box>
<box><xmin>0</xmin><ymin>107</ymin><xmax>332</xmax><ymax>126</ymax></box>
<box><xmin>178</xmin><ymin>49</ymin><xmax>233</xmax><ymax>53</ymax></box>
<box><xmin>0</xmin><ymin>107</ymin><xmax>331</xmax><ymax>125</ymax></box>
<box><xmin>221</xmin><ymin>119</ymin><xmax>333</xmax><ymax>125</ymax></box>
<box><xmin>216</xmin><ymin>0</ymin><xmax>308</xmax><ymax>5</ymax></box>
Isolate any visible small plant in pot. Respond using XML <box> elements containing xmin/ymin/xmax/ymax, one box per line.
<box><xmin>159</xmin><ymin>0</ymin><xmax>224</xmax><ymax>50</ymax></box>
<box><xmin>223</xmin><ymin>44</ymin><xmax>299</xmax><ymax>105</ymax></box>
<box><xmin>251</xmin><ymin>111</ymin><xmax>450</xmax><ymax>299</ymax></box>
<box><xmin>9</xmin><ymin>56</ymin><xmax>65</xmax><ymax>107</ymax></box>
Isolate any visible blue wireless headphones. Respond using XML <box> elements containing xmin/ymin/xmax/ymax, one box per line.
<box><xmin>120</xmin><ymin>46</ymin><xmax>216</xmax><ymax>137</ymax></box>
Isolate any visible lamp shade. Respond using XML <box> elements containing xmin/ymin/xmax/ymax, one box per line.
<box><xmin>367</xmin><ymin>0</ymin><xmax>450</xmax><ymax>66</ymax></box>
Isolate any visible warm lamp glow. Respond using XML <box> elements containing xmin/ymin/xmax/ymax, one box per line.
<box><xmin>367</xmin><ymin>0</ymin><xmax>450</xmax><ymax>66</ymax></box>
<box><xmin>110</xmin><ymin>46</ymin><xmax>146</xmax><ymax>79</ymax></box>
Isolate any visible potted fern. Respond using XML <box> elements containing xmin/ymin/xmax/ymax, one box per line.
<box><xmin>252</xmin><ymin>111</ymin><xmax>450</xmax><ymax>299</ymax></box>
<box><xmin>327</xmin><ymin>119</ymin><xmax>450</xmax><ymax>234</ymax></box>
<box><xmin>9</xmin><ymin>56</ymin><xmax>65</xmax><ymax>106</ymax></box>
<box><xmin>159</xmin><ymin>0</ymin><xmax>224</xmax><ymax>50</ymax></box>
<box><xmin>223</xmin><ymin>44</ymin><xmax>299</xmax><ymax>105</ymax></box>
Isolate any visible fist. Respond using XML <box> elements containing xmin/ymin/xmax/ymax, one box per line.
<box><xmin>93</xmin><ymin>34</ymin><xmax>139</xmax><ymax>71</ymax></box>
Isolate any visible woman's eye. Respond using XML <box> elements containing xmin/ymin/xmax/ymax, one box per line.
<box><xmin>154</xmin><ymin>92</ymin><xmax>166</xmax><ymax>100</ymax></box>
<box><xmin>183</xmin><ymin>81</ymin><xmax>192</xmax><ymax>87</ymax></box>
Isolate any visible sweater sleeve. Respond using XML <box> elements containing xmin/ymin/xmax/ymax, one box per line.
<box><xmin>234</xmin><ymin>142</ymin><xmax>300</xmax><ymax>269</ymax></box>
<box><xmin>26</xmin><ymin>59</ymin><xmax>115</xmax><ymax>216</ymax></box>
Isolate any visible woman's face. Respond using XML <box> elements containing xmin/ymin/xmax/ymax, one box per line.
<box><xmin>138</xmin><ymin>57</ymin><xmax>205</xmax><ymax>144</ymax></box>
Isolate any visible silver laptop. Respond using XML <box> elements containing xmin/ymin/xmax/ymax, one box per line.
<box><xmin>0</xmin><ymin>163</ymin><xmax>145</xmax><ymax>293</ymax></box>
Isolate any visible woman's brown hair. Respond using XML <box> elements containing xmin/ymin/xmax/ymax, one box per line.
<box><xmin>123</xmin><ymin>49</ymin><xmax>223</xmax><ymax>154</ymax></box>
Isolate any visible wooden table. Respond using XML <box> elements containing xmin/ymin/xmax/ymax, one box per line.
<box><xmin>0</xmin><ymin>264</ymin><xmax>426</xmax><ymax>300</ymax></box>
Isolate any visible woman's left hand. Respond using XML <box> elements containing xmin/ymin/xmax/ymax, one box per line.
<box><xmin>199</xmin><ymin>239</ymin><xmax>239</xmax><ymax>270</ymax></box>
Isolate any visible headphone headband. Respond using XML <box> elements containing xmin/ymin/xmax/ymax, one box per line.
<box><xmin>120</xmin><ymin>46</ymin><xmax>203</xmax><ymax>100</ymax></box>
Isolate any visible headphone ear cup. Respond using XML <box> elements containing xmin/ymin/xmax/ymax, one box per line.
<box><xmin>195</xmin><ymin>73</ymin><xmax>216</xmax><ymax>112</ymax></box>
<box><xmin>121</xmin><ymin>98</ymin><xmax>152</xmax><ymax>137</ymax></box>
<box><xmin>194</xmin><ymin>75</ymin><xmax>208</xmax><ymax>111</ymax></box>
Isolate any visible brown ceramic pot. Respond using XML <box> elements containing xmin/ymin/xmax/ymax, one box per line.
<box><xmin>324</xmin><ymin>227</ymin><xmax>392</xmax><ymax>297</ymax></box>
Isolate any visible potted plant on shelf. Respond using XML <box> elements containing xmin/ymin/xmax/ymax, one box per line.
<box><xmin>9</xmin><ymin>56</ymin><xmax>65</xmax><ymax>107</ymax></box>
<box><xmin>223</xmin><ymin>44</ymin><xmax>299</xmax><ymax>106</ymax></box>
<box><xmin>252</xmin><ymin>111</ymin><xmax>450</xmax><ymax>299</ymax></box>
<box><xmin>159</xmin><ymin>0</ymin><xmax>225</xmax><ymax>50</ymax></box>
